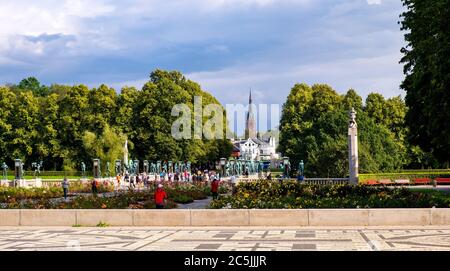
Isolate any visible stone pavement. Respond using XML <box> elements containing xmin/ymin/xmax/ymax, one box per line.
<box><xmin>1</xmin><ymin>226</ymin><xmax>450</xmax><ymax>251</ymax></box>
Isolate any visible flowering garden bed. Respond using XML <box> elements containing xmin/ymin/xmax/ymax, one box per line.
<box><xmin>209</xmin><ymin>180</ymin><xmax>450</xmax><ymax>209</ymax></box>
<box><xmin>0</xmin><ymin>183</ymin><xmax>225</xmax><ymax>209</ymax></box>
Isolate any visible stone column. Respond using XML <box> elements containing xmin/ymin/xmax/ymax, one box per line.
<box><xmin>348</xmin><ymin>108</ymin><xmax>359</xmax><ymax>185</ymax></box>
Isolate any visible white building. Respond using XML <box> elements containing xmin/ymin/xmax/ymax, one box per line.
<box><xmin>233</xmin><ymin>137</ymin><xmax>278</xmax><ymax>161</ymax></box>
<box><xmin>232</xmin><ymin>91</ymin><xmax>279</xmax><ymax>161</ymax></box>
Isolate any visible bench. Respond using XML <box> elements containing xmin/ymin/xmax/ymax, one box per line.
<box><xmin>364</xmin><ymin>180</ymin><xmax>379</xmax><ymax>186</ymax></box>
<box><xmin>394</xmin><ymin>179</ymin><xmax>411</xmax><ymax>185</ymax></box>
<box><xmin>378</xmin><ymin>179</ymin><xmax>393</xmax><ymax>185</ymax></box>
<box><xmin>436</xmin><ymin>178</ymin><xmax>450</xmax><ymax>185</ymax></box>
<box><xmin>413</xmin><ymin>178</ymin><xmax>432</xmax><ymax>185</ymax></box>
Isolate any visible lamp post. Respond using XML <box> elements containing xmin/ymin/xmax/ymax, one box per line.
<box><xmin>220</xmin><ymin>158</ymin><xmax>226</xmax><ymax>178</ymax></box>
<box><xmin>14</xmin><ymin>159</ymin><xmax>23</xmax><ymax>180</ymax></box>
<box><xmin>93</xmin><ymin>159</ymin><xmax>100</xmax><ymax>179</ymax></box>
<box><xmin>14</xmin><ymin>159</ymin><xmax>23</xmax><ymax>187</ymax></box>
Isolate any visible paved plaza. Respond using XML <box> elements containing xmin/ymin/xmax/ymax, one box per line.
<box><xmin>1</xmin><ymin>226</ymin><xmax>450</xmax><ymax>251</ymax></box>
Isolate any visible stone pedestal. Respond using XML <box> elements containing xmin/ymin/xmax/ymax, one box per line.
<box><xmin>13</xmin><ymin>179</ymin><xmax>43</xmax><ymax>188</ymax></box>
<box><xmin>348</xmin><ymin>108</ymin><xmax>359</xmax><ymax>185</ymax></box>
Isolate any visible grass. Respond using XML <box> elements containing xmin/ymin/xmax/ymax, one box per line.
<box><xmin>3</xmin><ymin>176</ymin><xmax>88</xmax><ymax>180</ymax></box>
<box><xmin>72</xmin><ymin>224</ymin><xmax>82</xmax><ymax>227</ymax></box>
<box><xmin>96</xmin><ymin>221</ymin><xmax>110</xmax><ymax>227</ymax></box>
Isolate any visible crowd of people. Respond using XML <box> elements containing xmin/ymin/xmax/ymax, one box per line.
<box><xmin>60</xmin><ymin>167</ymin><xmax>245</xmax><ymax>209</ymax></box>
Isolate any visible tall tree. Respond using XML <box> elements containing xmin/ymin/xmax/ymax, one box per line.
<box><xmin>279</xmin><ymin>83</ymin><xmax>408</xmax><ymax>177</ymax></box>
<box><xmin>400</xmin><ymin>0</ymin><xmax>450</xmax><ymax>166</ymax></box>
<box><xmin>57</xmin><ymin>84</ymin><xmax>91</xmax><ymax>169</ymax></box>
<box><xmin>82</xmin><ymin>124</ymin><xmax>126</xmax><ymax>169</ymax></box>
<box><xmin>17</xmin><ymin>77</ymin><xmax>49</xmax><ymax>97</ymax></box>
<box><xmin>0</xmin><ymin>87</ymin><xmax>15</xmax><ymax>163</ymax></box>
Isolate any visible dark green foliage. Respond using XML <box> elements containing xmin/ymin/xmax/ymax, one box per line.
<box><xmin>400</xmin><ymin>0</ymin><xmax>450</xmax><ymax>166</ymax></box>
<box><xmin>0</xmin><ymin>70</ymin><xmax>232</xmax><ymax>170</ymax></box>
<box><xmin>279</xmin><ymin>85</ymin><xmax>410</xmax><ymax>177</ymax></box>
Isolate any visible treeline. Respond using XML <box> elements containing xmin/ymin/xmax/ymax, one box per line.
<box><xmin>278</xmin><ymin>83</ymin><xmax>442</xmax><ymax>177</ymax></box>
<box><xmin>0</xmin><ymin>70</ymin><xmax>232</xmax><ymax>170</ymax></box>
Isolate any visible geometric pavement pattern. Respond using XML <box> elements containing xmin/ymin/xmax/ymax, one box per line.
<box><xmin>1</xmin><ymin>228</ymin><xmax>450</xmax><ymax>251</ymax></box>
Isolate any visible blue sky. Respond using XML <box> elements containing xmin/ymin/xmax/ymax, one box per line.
<box><xmin>0</xmin><ymin>0</ymin><xmax>406</xmax><ymax>109</ymax></box>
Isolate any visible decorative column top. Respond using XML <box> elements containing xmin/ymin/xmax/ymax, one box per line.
<box><xmin>348</xmin><ymin>107</ymin><xmax>357</xmax><ymax>128</ymax></box>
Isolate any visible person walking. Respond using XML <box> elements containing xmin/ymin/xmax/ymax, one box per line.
<box><xmin>124</xmin><ymin>173</ymin><xmax>129</xmax><ymax>185</ymax></box>
<box><xmin>154</xmin><ymin>184</ymin><xmax>167</xmax><ymax>209</ymax></box>
<box><xmin>62</xmin><ymin>177</ymin><xmax>69</xmax><ymax>200</ymax></box>
<box><xmin>211</xmin><ymin>177</ymin><xmax>220</xmax><ymax>200</ymax></box>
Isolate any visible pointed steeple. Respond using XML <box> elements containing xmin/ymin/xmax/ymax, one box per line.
<box><xmin>245</xmin><ymin>88</ymin><xmax>257</xmax><ymax>139</ymax></box>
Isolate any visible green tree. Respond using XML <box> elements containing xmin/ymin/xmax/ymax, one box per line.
<box><xmin>128</xmin><ymin>69</ymin><xmax>232</xmax><ymax>164</ymax></box>
<box><xmin>82</xmin><ymin>124</ymin><xmax>127</xmax><ymax>168</ymax></box>
<box><xmin>342</xmin><ymin>89</ymin><xmax>363</xmax><ymax>111</ymax></box>
<box><xmin>57</xmin><ymin>84</ymin><xmax>91</xmax><ymax>169</ymax></box>
<box><xmin>17</xmin><ymin>77</ymin><xmax>49</xmax><ymax>97</ymax></box>
<box><xmin>400</xmin><ymin>0</ymin><xmax>450</xmax><ymax>166</ymax></box>
<box><xmin>88</xmin><ymin>84</ymin><xmax>117</xmax><ymax>134</ymax></box>
<box><xmin>279</xmin><ymin>83</ymin><xmax>408</xmax><ymax>177</ymax></box>
<box><xmin>7</xmin><ymin>91</ymin><xmax>39</xmax><ymax>165</ymax></box>
<box><xmin>0</xmin><ymin>86</ymin><xmax>15</xmax><ymax>163</ymax></box>
<box><xmin>365</xmin><ymin>93</ymin><xmax>386</xmax><ymax>125</ymax></box>
<box><xmin>35</xmin><ymin>94</ymin><xmax>61</xmax><ymax>169</ymax></box>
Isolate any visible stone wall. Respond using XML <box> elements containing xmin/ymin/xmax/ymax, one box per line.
<box><xmin>1</xmin><ymin>209</ymin><xmax>450</xmax><ymax>226</ymax></box>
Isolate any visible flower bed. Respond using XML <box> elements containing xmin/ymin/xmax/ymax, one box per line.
<box><xmin>0</xmin><ymin>182</ymin><xmax>228</xmax><ymax>209</ymax></box>
<box><xmin>209</xmin><ymin>180</ymin><xmax>450</xmax><ymax>209</ymax></box>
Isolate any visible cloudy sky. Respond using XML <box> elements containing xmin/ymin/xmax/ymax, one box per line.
<box><xmin>0</xmin><ymin>0</ymin><xmax>406</xmax><ymax>109</ymax></box>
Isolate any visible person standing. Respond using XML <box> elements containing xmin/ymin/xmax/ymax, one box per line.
<box><xmin>130</xmin><ymin>175</ymin><xmax>136</xmax><ymax>188</ymax></box>
<box><xmin>62</xmin><ymin>177</ymin><xmax>69</xmax><ymax>200</ymax></box>
<box><xmin>116</xmin><ymin>174</ymin><xmax>121</xmax><ymax>187</ymax></box>
<box><xmin>91</xmin><ymin>179</ymin><xmax>98</xmax><ymax>196</ymax></box>
<box><xmin>211</xmin><ymin>177</ymin><xmax>219</xmax><ymax>200</ymax></box>
<box><xmin>230</xmin><ymin>175</ymin><xmax>237</xmax><ymax>195</ymax></box>
<box><xmin>154</xmin><ymin>184</ymin><xmax>167</xmax><ymax>209</ymax></box>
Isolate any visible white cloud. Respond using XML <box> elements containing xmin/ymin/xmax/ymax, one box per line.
<box><xmin>367</xmin><ymin>0</ymin><xmax>382</xmax><ymax>5</ymax></box>
<box><xmin>187</xmin><ymin>51</ymin><xmax>405</xmax><ymax>106</ymax></box>
<box><xmin>0</xmin><ymin>0</ymin><xmax>116</xmax><ymax>51</ymax></box>
<box><xmin>64</xmin><ymin>0</ymin><xmax>115</xmax><ymax>18</ymax></box>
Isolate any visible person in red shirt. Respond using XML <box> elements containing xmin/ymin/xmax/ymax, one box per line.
<box><xmin>211</xmin><ymin>177</ymin><xmax>219</xmax><ymax>200</ymax></box>
<box><xmin>154</xmin><ymin>184</ymin><xmax>167</xmax><ymax>209</ymax></box>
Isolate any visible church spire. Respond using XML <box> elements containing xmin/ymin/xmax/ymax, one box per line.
<box><xmin>245</xmin><ymin>88</ymin><xmax>257</xmax><ymax>139</ymax></box>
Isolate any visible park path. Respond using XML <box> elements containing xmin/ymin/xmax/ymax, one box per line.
<box><xmin>177</xmin><ymin>197</ymin><xmax>213</xmax><ymax>209</ymax></box>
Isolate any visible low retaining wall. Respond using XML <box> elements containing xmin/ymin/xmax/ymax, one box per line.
<box><xmin>1</xmin><ymin>209</ymin><xmax>450</xmax><ymax>227</ymax></box>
